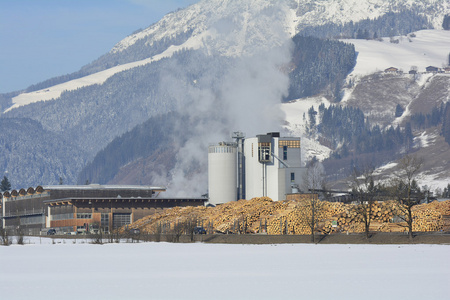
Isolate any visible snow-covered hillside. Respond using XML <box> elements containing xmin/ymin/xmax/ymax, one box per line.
<box><xmin>4</xmin><ymin>35</ymin><xmax>205</xmax><ymax>113</ymax></box>
<box><xmin>295</xmin><ymin>0</ymin><xmax>448</xmax><ymax>29</ymax></box>
<box><xmin>5</xmin><ymin>0</ymin><xmax>449</xmax><ymax>113</ymax></box>
<box><xmin>281</xmin><ymin>96</ymin><xmax>333</xmax><ymax>162</ymax></box>
<box><xmin>346</xmin><ymin>30</ymin><xmax>450</xmax><ymax>77</ymax></box>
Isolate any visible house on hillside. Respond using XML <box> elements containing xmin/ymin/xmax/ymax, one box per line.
<box><xmin>426</xmin><ymin>66</ymin><xmax>440</xmax><ymax>73</ymax></box>
<box><xmin>443</xmin><ymin>67</ymin><xmax>450</xmax><ymax>74</ymax></box>
<box><xmin>384</xmin><ymin>67</ymin><xmax>399</xmax><ymax>73</ymax></box>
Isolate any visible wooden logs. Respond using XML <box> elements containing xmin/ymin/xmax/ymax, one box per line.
<box><xmin>128</xmin><ymin>198</ymin><xmax>450</xmax><ymax>235</ymax></box>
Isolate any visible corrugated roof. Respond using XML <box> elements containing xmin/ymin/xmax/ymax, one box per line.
<box><xmin>42</xmin><ymin>184</ymin><xmax>166</xmax><ymax>191</ymax></box>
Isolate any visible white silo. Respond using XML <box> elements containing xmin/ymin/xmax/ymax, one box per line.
<box><xmin>208</xmin><ymin>142</ymin><xmax>237</xmax><ymax>205</ymax></box>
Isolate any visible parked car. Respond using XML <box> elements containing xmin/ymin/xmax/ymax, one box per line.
<box><xmin>193</xmin><ymin>226</ymin><xmax>207</xmax><ymax>235</ymax></box>
<box><xmin>47</xmin><ymin>229</ymin><xmax>56</xmax><ymax>235</ymax></box>
<box><xmin>129</xmin><ymin>228</ymin><xmax>140</xmax><ymax>235</ymax></box>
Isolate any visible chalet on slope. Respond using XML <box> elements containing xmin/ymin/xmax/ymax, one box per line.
<box><xmin>426</xmin><ymin>66</ymin><xmax>440</xmax><ymax>73</ymax></box>
<box><xmin>384</xmin><ymin>67</ymin><xmax>399</xmax><ymax>73</ymax></box>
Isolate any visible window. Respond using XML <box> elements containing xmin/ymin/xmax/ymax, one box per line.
<box><xmin>279</xmin><ymin>140</ymin><xmax>300</xmax><ymax>148</ymax></box>
<box><xmin>76</xmin><ymin>213</ymin><xmax>92</xmax><ymax>219</ymax></box>
<box><xmin>283</xmin><ymin>146</ymin><xmax>287</xmax><ymax>160</ymax></box>
<box><xmin>291</xmin><ymin>172</ymin><xmax>295</xmax><ymax>182</ymax></box>
<box><xmin>258</xmin><ymin>142</ymin><xmax>271</xmax><ymax>162</ymax></box>
<box><xmin>112</xmin><ymin>213</ymin><xmax>131</xmax><ymax>229</ymax></box>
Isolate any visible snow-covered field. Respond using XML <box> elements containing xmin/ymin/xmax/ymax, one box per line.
<box><xmin>347</xmin><ymin>29</ymin><xmax>450</xmax><ymax>77</ymax></box>
<box><xmin>1</xmin><ymin>237</ymin><xmax>448</xmax><ymax>300</ymax></box>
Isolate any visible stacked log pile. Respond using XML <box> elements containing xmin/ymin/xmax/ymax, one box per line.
<box><xmin>130</xmin><ymin>198</ymin><xmax>450</xmax><ymax>235</ymax></box>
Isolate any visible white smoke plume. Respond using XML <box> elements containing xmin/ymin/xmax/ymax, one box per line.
<box><xmin>157</xmin><ymin>0</ymin><xmax>294</xmax><ymax>197</ymax></box>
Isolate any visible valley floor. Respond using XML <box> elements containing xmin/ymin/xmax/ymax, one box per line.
<box><xmin>0</xmin><ymin>236</ymin><xmax>448</xmax><ymax>300</ymax></box>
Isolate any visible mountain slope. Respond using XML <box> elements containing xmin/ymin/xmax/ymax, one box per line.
<box><xmin>5</xmin><ymin>0</ymin><xmax>448</xmax><ymax>113</ymax></box>
<box><xmin>0</xmin><ymin>118</ymin><xmax>87</xmax><ymax>185</ymax></box>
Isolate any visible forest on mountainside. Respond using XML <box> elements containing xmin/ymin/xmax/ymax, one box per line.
<box><xmin>308</xmin><ymin>101</ymin><xmax>450</xmax><ymax>182</ymax></box>
<box><xmin>0</xmin><ymin>118</ymin><xmax>87</xmax><ymax>188</ymax></box>
<box><xmin>306</xmin><ymin>104</ymin><xmax>413</xmax><ymax>159</ymax></box>
<box><xmin>77</xmin><ymin>112</ymin><xmax>184</xmax><ymax>185</ymax></box>
<box><xmin>442</xmin><ymin>102</ymin><xmax>450</xmax><ymax>145</ymax></box>
<box><xmin>298</xmin><ymin>10</ymin><xmax>431</xmax><ymax>39</ymax></box>
<box><xmin>286</xmin><ymin>35</ymin><xmax>356</xmax><ymax>102</ymax></box>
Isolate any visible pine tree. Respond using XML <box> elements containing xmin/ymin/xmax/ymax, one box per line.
<box><xmin>395</xmin><ymin>104</ymin><xmax>404</xmax><ymax>118</ymax></box>
<box><xmin>443</xmin><ymin>15</ymin><xmax>450</xmax><ymax>30</ymax></box>
<box><xmin>404</xmin><ymin>122</ymin><xmax>414</xmax><ymax>150</ymax></box>
<box><xmin>1</xmin><ymin>176</ymin><xmax>11</xmax><ymax>192</ymax></box>
<box><xmin>442</xmin><ymin>103</ymin><xmax>450</xmax><ymax>145</ymax></box>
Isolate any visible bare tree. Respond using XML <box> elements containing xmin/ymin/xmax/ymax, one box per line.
<box><xmin>351</xmin><ymin>167</ymin><xmax>377</xmax><ymax>239</ymax></box>
<box><xmin>166</xmin><ymin>220</ymin><xmax>184</xmax><ymax>243</ymax></box>
<box><xmin>389</xmin><ymin>155</ymin><xmax>424</xmax><ymax>240</ymax></box>
<box><xmin>299</xmin><ymin>159</ymin><xmax>327</xmax><ymax>243</ymax></box>
<box><xmin>0</xmin><ymin>227</ymin><xmax>10</xmax><ymax>246</ymax></box>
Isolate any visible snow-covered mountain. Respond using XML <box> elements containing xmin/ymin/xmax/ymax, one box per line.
<box><xmin>1</xmin><ymin>0</ymin><xmax>450</xmax><ymax>194</ymax></box>
<box><xmin>5</xmin><ymin>0</ymin><xmax>449</xmax><ymax>113</ymax></box>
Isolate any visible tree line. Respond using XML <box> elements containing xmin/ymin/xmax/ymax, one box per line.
<box><xmin>298</xmin><ymin>10</ymin><xmax>431</xmax><ymax>40</ymax></box>
<box><xmin>306</xmin><ymin>104</ymin><xmax>413</xmax><ymax>159</ymax></box>
<box><xmin>303</xmin><ymin>154</ymin><xmax>430</xmax><ymax>241</ymax></box>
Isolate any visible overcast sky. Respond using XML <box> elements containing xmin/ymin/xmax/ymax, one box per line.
<box><xmin>0</xmin><ymin>0</ymin><xmax>199</xmax><ymax>94</ymax></box>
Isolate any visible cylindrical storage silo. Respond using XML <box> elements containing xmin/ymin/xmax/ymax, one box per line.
<box><xmin>208</xmin><ymin>143</ymin><xmax>237</xmax><ymax>205</ymax></box>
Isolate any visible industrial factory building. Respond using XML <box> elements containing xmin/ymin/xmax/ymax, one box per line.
<box><xmin>1</xmin><ymin>185</ymin><xmax>206</xmax><ymax>235</ymax></box>
<box><xmin>208</xmin><ymin>132</ymin><xmax>306</xmax><ymax>205</ymax></box>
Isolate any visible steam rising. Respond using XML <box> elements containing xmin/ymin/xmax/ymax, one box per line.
<box><xmin>156</xmin><ymin>1</ymin><xmax>294</xmax><ymax>197</ymax></box>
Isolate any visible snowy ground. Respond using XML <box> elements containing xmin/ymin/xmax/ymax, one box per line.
<box><xmin>346</xmin><ymin>29</ymin><xmax>450</xmax><ymax>77</ymax></box>
<box><xmin>281</xmin><ymin>96</ymin><xmax>333</xmax><ymax>162</ymax></box>
<box><xmin>0</xmin><ymin>237</ymin><xmax>448</xmax><ymax>300</ymax></box>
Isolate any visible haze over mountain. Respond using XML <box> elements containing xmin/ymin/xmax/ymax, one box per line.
<box><xmin>1</xmin><ymin>0</ymin><xmax>450</xmax><ymax>196</ymax></box>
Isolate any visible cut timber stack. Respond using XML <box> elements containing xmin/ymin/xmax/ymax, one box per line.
<box><xmin>412</xmin><ymin>202</ymin><xmax>445</xmax><ymax>232</ymax></box>
<box><xmin>129</xmin><ymin>198</ymin><xmax>450</xmax><ymax>235</ymax></box>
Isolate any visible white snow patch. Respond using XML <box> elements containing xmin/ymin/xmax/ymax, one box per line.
<box><xmin>4</xmin><ymin>33</ymin><xmax>207</xmax><ymax>113</ymax></box>
<box><xmin>281</xmin><ymin>97</ymin><xmax>333</xmax><ymax>162</ymax></box>
<box><xmin>417</xmin><ymin>172</ymin><xmax>450</xmax><ymax>192</ymax></box>
<box><xmin>0</xmin><ymin>238</ymin><xmax>448</xmax><ymax>300</ymax></box>
<box><xmin>281</xmin><ymin>96</ymin><xmax>330</xmax><ymax>137</ymax></box>
<box><xmin>414</xmin><ymin>131</ymin><xmax>438</xmax><ymax>148</ymax></box>
<box><xmin>301</xmin><ymin>136</ymin><xmax>333</xmax><ymax>162</ymax></box>
<box><xmin>373</xmin><ymin>162</ymin><xmax>398</xmax><ymax>176</ymax></box>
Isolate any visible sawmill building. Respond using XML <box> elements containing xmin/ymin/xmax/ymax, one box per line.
<box><xmin>1</xmin><ymin>185</ymin><xmax>206</xmax><ymax>235</ymax></box>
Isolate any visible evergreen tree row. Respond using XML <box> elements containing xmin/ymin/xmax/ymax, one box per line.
<box><xmin>307</xmin><ymin>104</ymin><xmax>413</xmax><ymax>159</ymax></box>
<box><xmin>442</xmin><ymin>102</ymin><xmax>450</xmax><ymax>145</ymax></box>
<box><xmin>298</xmin><ymin>10</ymin><xmax>431</xmax><ymax>40</ymax></box>
<box><xmin>408</xmin><ymin>102</ymin><xmax>450</xmax><ymax>147</ymax></box>
<box><xmin>409</xmin><ymin>104</ymin><xmax>445</xmax><ymax>130</ymax></box>
<box><xmin>77</xmin><ymin>112</ymin><xmax>184</xmax><ymax>185</ymax></box>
